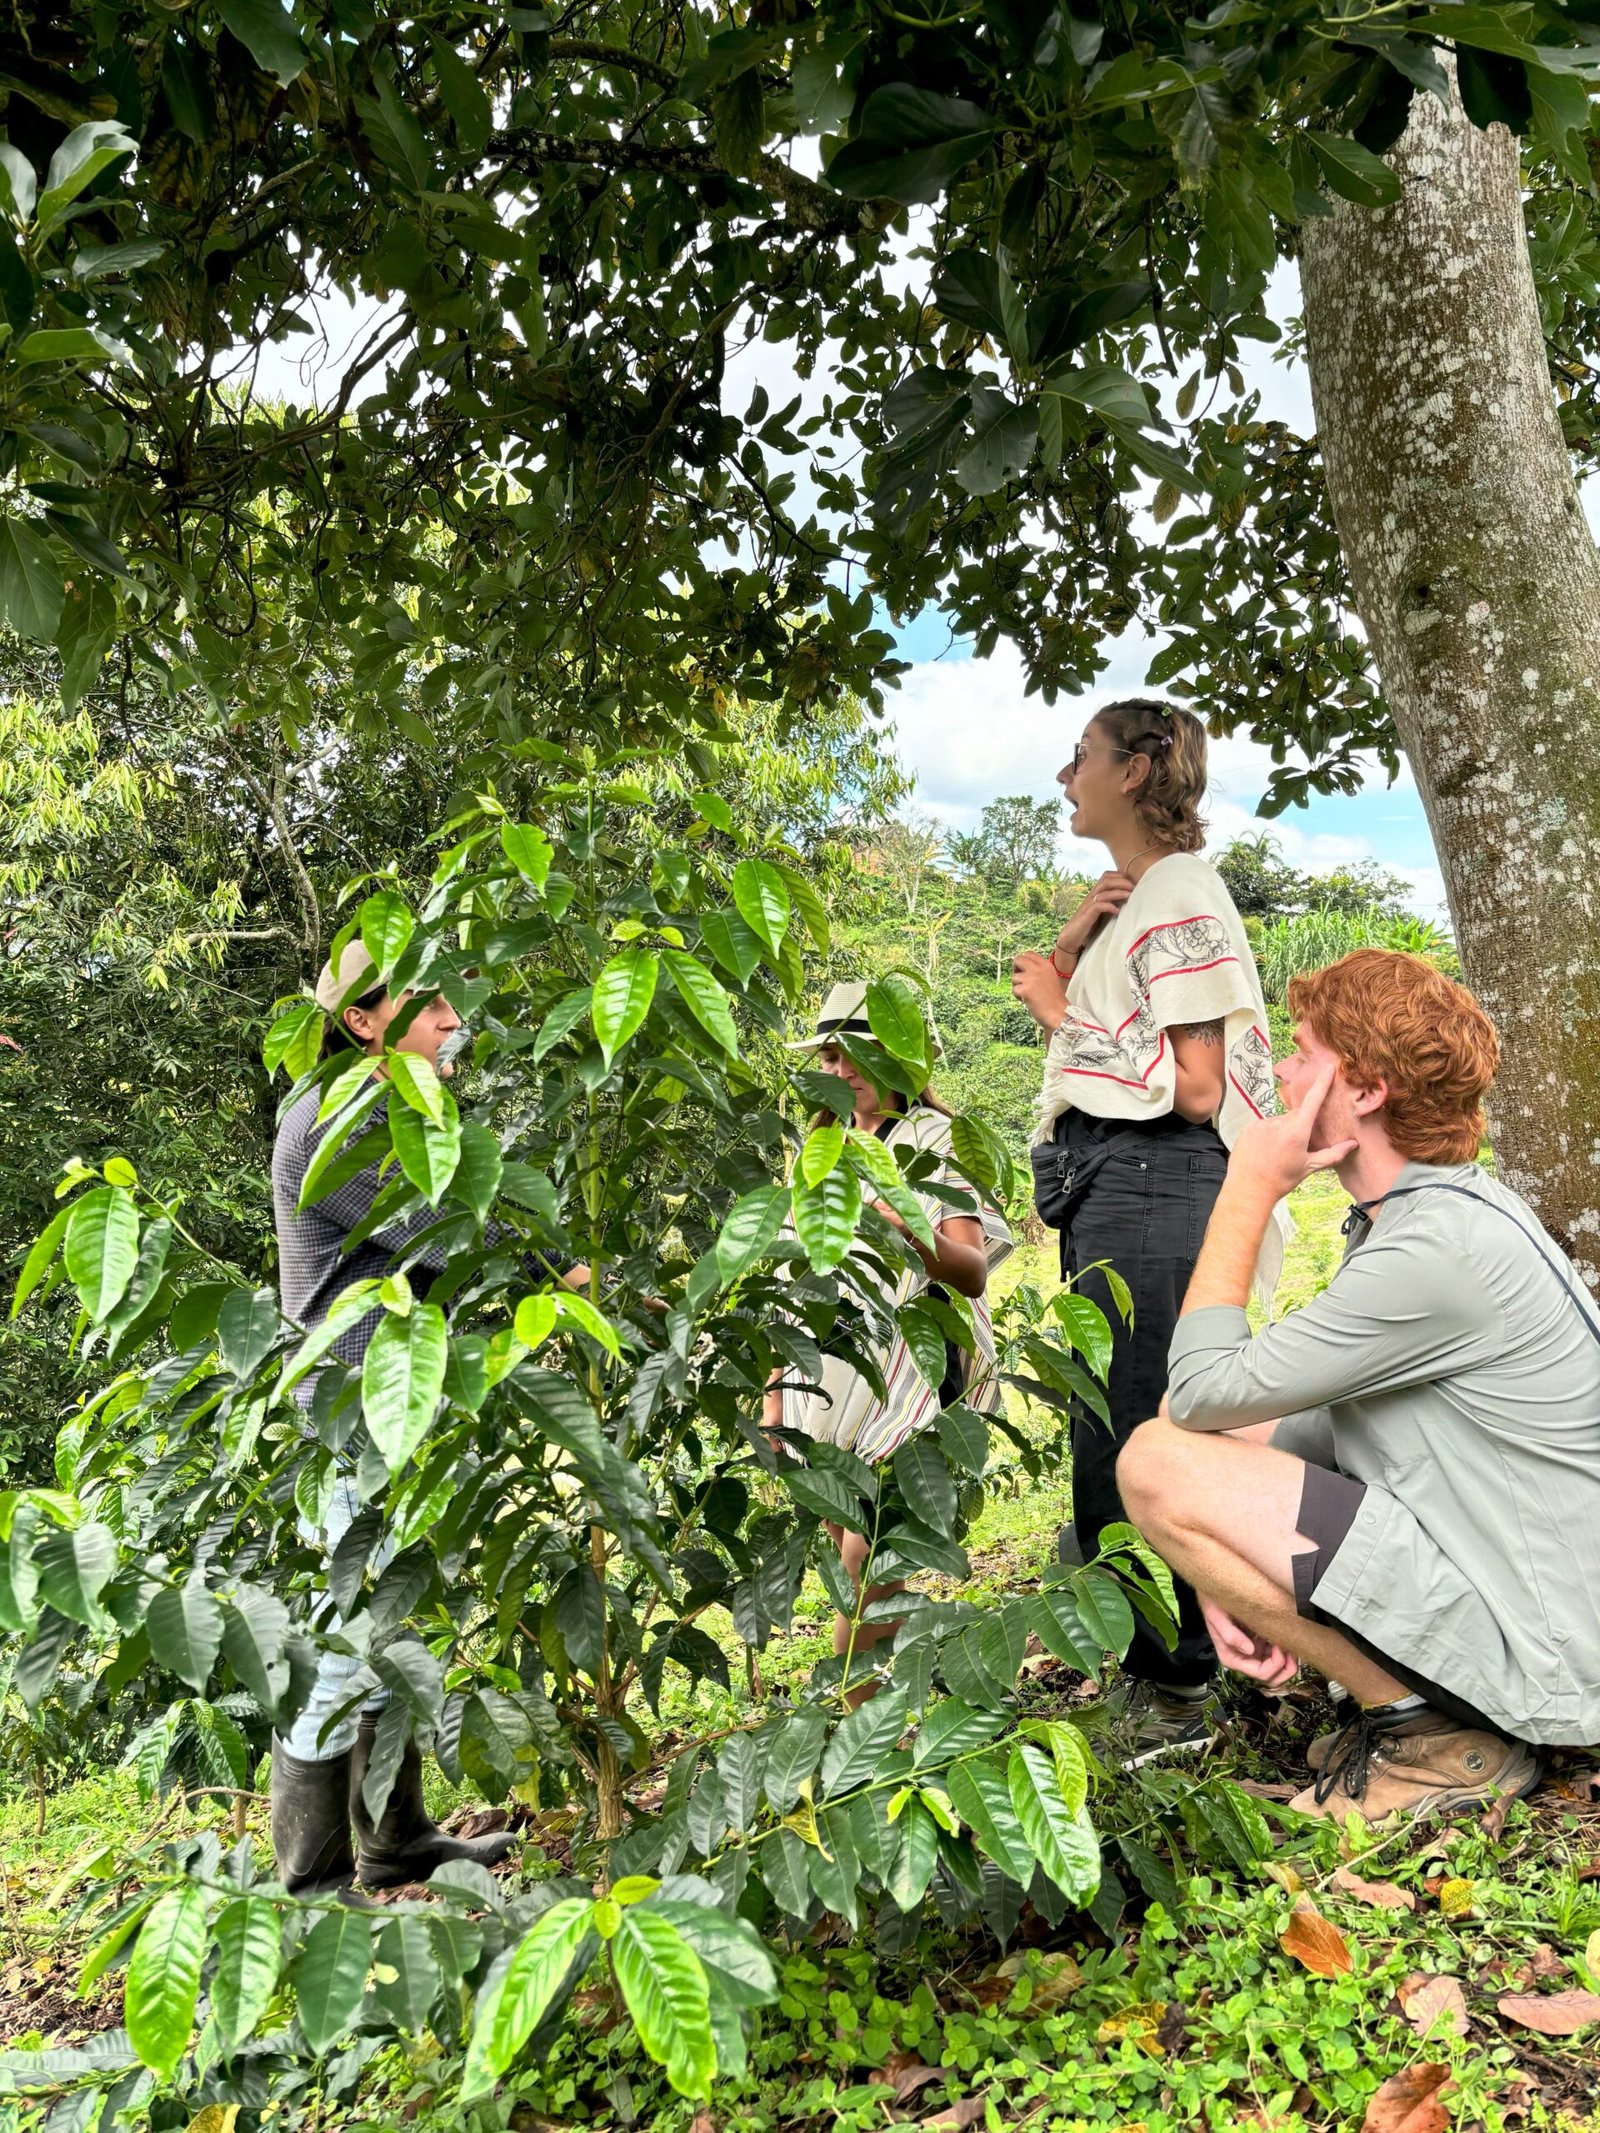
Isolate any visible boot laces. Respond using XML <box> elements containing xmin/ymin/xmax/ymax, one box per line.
<box><xmin>1311</xmin><ymin>1710</ymin><xmax>1389</xmax><ymax>1806</ymax></box>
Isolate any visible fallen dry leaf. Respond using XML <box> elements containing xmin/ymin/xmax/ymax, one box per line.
<box><xmin>1096</xmin><ymin>2002</ymin><xmax>1168</xmax><ymax>2052</ymax></box>
<box><xmin>689</xmin><ymin>2115</ymin><xmax>715</xmax><ymax>2133</ymax></box>
<box><xmin>1234</xmin><ymin>1777</ymin><xmax>1298</xmax><ymax>1801</ymax></box>
<box><xmin>1436</xmin><ymin>1876</ymin><xmax>1474</xmax><ymax>1919</ymax></box>
<box><xmin>874</xmin><ymin>2055</ymin><xmax>945</xmax><ymax>2105</ymax></box>
<box><xmin>1479</xmin><ymin>1795</ymin><xmax>1511</xmax><ymax>1841</ymax></box>
<box><xmin>996</xmin><ymin>1948</ymin><xmax>1082</xmax><ymax>2011</ymax></box>
<box><xmin>1360</xmin><ymin>2064</ymin><xmax>1454</xmax><ymax>2133</ymax></box>
<box><xmin>1585</xmin><ymin>1927</ymin><xmax>1600</xmax><ymax>1980</ymax></box>
<box><xmin>1496</xmin><ymin>1988</ymin><xmax>1600</xmax><ymax>2036</ymax></box>
<box><xmin>919</xmin><ymin>2101</ymin><xmax>985</xmax><ymax>2132</ymax></box>
<box><xmin>1280</xmin><ymin>1896</ymin><xmax>1354</xmax><ymax>1979</ymax></box>
<box><xmin>1527</xmin><ymin>1943</ymin><xmax>1566</xmax><ymax>1981</ymax></box>
<box><xmin>1496</xmin><ymin>2072</ymin><xmax>1540</xmax><ymax>2122</ymax></box>
<box><xmin>1332</xmin><ymin>1866</ymin><xmax>1415</xmax><ymax>1912</ymax></box>
<box><xmin>1264</xmin><ymin>1861</ymin><xmax>1304</xmax><ymax>1895</ymax></box>
<box><xmin>1398</xmin><ymin>1972</ymin><xmax>1470</xmax><ymax>2039</ymax></box>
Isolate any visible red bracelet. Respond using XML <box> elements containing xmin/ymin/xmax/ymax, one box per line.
<box><xmin>1050</xmin><ymin>947</ymin><xmax>1076</xmax><ymax>977</ymax></box>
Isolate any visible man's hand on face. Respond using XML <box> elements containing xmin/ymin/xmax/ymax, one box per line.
<box><xmin>1226</xmin><ymin>1060</ymin><xmax>1358</xmax><ymax>1204</ymax></box>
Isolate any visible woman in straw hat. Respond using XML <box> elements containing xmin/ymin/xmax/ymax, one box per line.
<box><xmin>765</xmin><ymin>980</ymin><xmax>1012</xmax><ymax>1694</ymax></box>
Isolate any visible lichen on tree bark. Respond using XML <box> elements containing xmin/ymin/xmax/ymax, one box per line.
<box><xmin>1300</xmin><ymin>65</ymin><xmax>1600</xmax><ymax>1280</ymax></box>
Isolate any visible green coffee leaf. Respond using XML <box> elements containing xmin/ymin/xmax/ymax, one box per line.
<box><xmin>390</xmin><ymin>1095</ymin><xmax>462</xmax><ymax>1207</ymax></box>
<box><xmin>947</xmin><ymin>1756</ymin><xmax>1034</xmax><ymax>1884</ymax></box>
<box><xmin>362</xmin><ymin>1301</ymin><xmax>448</xmax><ymax>1473</ymax></box>
<box><xmin>374</xmin><ymin>1912</ymin><xmax>443</xmax><ymax>2033</ymax></box>
<box><xmin>1050</xmin><ymin>1290</ymin><xmax>1113</xmax><ymax>1379</ymax></box>
<box><xmin>700</xmin><ymin>907</ymin><xmax>763</xmax><ymax>983</ymax></box>
<box><xmin>713</xmin><ymin>1184</ymin><xmax>789</xmax><ymax>1284</ymax></box>
<box><xmin>211</xmin><ymin>1896</ymin><xmax>282</xmax><ymax>2052</ymax></box>
<box><xmin>461</xmin><ymin>1898</ymin><xmax>596</xmax><ymax>2099</ymax></box>
<box><xmin>791</xmin><ymin>1164</ymin><xmax>861</xmax><ymax>1272</ymax></box>
<box><xmin>293</xmin><ymin>1908</ymin><xmax>374</xmax><ymax>2054</ymax></box>
<box><xmin>762</xmin><ymin>1705</ymin><xmax>828</xmax><ymax>1813</ymax></box>
<box><xmin>612</xmin><ymin>1908</ymin><xmax>717</xmax><ymax>2100</ymax></box>
<box><xmin>663</xmin><ymin>948</ymin><xmax>739</xmax><ymax>1055</ymax></box>
<box><xmin>865</xmin><ymin>973</ymin><xmax>930</xmax><ymax>1064</ymax></box>
<box><xmin>1008</xmin><ymin>1741</ymin><xmax>1100</xmax><ymax>1902</ymax></box>
<box><xmin>387</xmin><ymin>1048</ymin><xmax>445</xmax><ymax>1124</ymax></box>
<box><xmin>11</xmin><ymin>1206</ymin><xmax>69</xmax><ymax>1319</ymax></box>
<box><xmin>800</xmin><ymin>1123</ymin><xmax>844</xmax><ymax>1186</ymax></box>
<box><xmin>63</xmin><ymin>1186</ymin><xmax>138</xmax><ymax>1322</ymax></box>
<box><xmin>360</xmin><ymin>889</ymin><xmax>414</xmax><ymax>978</ymax></box>
<box><xmin>147</xmin><ymin>1578</ymin><xmax>224</xmax><ymax>1690</ymax></box>
<box><xmin>500</xmin><ymin>819</ymin><xmax>553</xmax><ymax>887</ymax></box>
<box><xmin>217</xmin><ymin>1286</ymin><xmax>280</xmax><ymax>1381</ymax></box>
<box><xmin>911</xmin><ymin>1698</ymin><xmax>1003</xmax><ymax>1770</ymax></box>
<box><xmin>221</xmin><ymin>1584</ymin><xmax>290</xmax><ymax>1714</ymax></box>
<box><xmin>894</xmin><ymin>1434</ymin><xmax>957</xmax><ymax>1536</ymax></box>
<box><xmin>125</xmin><ymin>1882</ymin><xmax>207</xmax><ymax>2078</ymax></box>
<box><xmin>35</xmin><ymin>1519</ymin><xmax>116</xmax><ymax>1627</ymax></box>
<box><xmin>452</xmin><ymin>1118</ymin><xmax>504</xmax><ymax>1222</ymax></box>
<box><xmin>730</xmin><ymin>858</ymin><xmax>790</xmax><ymax>956</ymax></box>
<box><xmin>821</xmin><ymin>1688</ymin><xmax>909</xmax><ymax>1796</ymax></box>
<box><xmin>887</xmin><ymin>1797</ymin><xmax>939</xmax><ymax>1910</ymax></box>
<box><xmin>592</xmin><ymin>949</ymin><xmax>659</xmax><ymax>1064</ymax></box>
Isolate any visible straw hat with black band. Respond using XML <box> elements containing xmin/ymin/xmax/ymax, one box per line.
<box><xmin>788</xmin><ymin>979</ymin><xmax>944</xmax><ymax>1060</ymax></box>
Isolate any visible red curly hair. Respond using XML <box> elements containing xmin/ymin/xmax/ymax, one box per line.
<box><xmin>1287</xmin><ymin>950</ymin><xmax>1498</xmax><ymax>1165</ymax></box>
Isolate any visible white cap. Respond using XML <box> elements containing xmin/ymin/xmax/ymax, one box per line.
<box><xmin>313</xmin><ymin>939</ymin><xmax>380</xmax><ymax>1015</ymax></box>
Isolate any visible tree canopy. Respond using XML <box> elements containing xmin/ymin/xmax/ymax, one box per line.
<box><xmin>6</xmin><ymin>3</ymin><xmax>1599</xmax><ymax>805</ymax></box>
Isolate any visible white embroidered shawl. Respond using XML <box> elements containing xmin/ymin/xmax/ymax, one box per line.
<box><xmin>1035</xmin><ymin>853</ymin><xmax>1285</xmax><ymax>1298</ymax></box>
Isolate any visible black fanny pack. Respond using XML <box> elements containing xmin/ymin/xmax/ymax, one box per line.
<box><xmin>1029</xmin><ymin>1122</ymin><xmax>1161</xmax><ymax>1230</ymax></box>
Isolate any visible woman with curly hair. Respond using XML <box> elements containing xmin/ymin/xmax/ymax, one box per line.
<box><xmin>1011</xmin><ymin>697</ymin><xmax>1278</xmax><ymax>1763</ymax></box>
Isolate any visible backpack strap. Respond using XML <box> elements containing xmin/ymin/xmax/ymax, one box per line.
<box><xmin>1343</xmin><ymin>1184</ymin><xmax>1600</xmax><ymax>1351</ymax></box>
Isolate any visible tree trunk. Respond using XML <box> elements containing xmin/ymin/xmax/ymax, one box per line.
<box><xmin>1300</xmin><ymin>71</ymin><xmax>1600</xmax><ymax>1282</ymax></box>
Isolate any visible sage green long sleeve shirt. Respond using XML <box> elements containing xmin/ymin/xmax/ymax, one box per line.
<box><xmin>1167</xmin><ymin>1160</ymin><xmax>1600</xmax><ymax>1747</ymax></box>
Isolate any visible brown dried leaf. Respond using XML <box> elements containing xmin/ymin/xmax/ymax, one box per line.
<box><xmin>1280</xmin><ymin>1896</ymin><xmax>1353</xmax><ymax>1979</ymax></box>
<box><xmin>1398</xmin><ymin>1972</ymin><xmax>1470</xmax><ymax>2039</ymax></box>
<box><xmin>1478</xmin><ymin>1795</ymin><xmax>1510</xmax><ymax>1841</ymax></box>
<box><xmin>878</xmin><ymin>2056</ymin><xmax>945</xmax><ymax>2105</ymax></box>
<box><xmin>1527</xmin><ymin>1942</ymin><xmax>1566</xmax><ymax>1981</ymax></box>
<box><xmin>919</xmin><ymin>2101</ymin><xmax>986</xmax><ymax>2132</ymax></box>
<box><xmin>1332</xmin><ymin>1866</ymin><xmax>1415</xmax><ymax>1912</ymax></box>
<box><xmin>1234</xmin><ymin>1778</ymin><xmax>1298</xmax><ymax>1801</ymax></box>
<box><xmin>1496</xmin><ymin>2072</ymin><xmax>1540</xmax><ymax>2123</ymax></box>
<box><xmin>1263</xmin><ymin>1862</ymin><xmax>1304</xmax><ymax>1895</ymax></box>
<box><xmin>1360</xmin><ymin>2064</ymin><xmax>1454</xmax><ymax>2133</ymax></box>
<box><xmin>1496</xmin><ymin>1988</ymin><xmax>1600</xmax><ymax>2036</ymax></box>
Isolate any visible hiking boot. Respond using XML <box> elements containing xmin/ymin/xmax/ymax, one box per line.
<box><xmin>270</xmin><ymin>1737</ymin><xmax>364</xmax><ymax>1898</ymax></box>
<box><xmin>1304</xmin><ymin>1686</ymin><xmax>1354</xmax><ymax>1774</ymax></box>
<box><xmin>350</xmin><ymin>1716</ymin><xmax>518</xmax><ymax>1890</ymax></box>
<box><xmin>1099</xmin><ymin>1677</ymin><xmax>1217</xmax><ymax>1767</ymax></box>
<box><xmin>1290</xmin><ymin>1707</ymin><xmax>1539</xmax><ymax>1822</ymax></box>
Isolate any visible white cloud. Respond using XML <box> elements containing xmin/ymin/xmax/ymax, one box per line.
<box><xmin>881</xmin><ymin>635</ymin><xmax>1449</xmax><ymax>920</ymax></box>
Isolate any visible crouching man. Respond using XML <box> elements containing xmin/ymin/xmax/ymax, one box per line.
<box><xmin>1117</xmin><ymin>950</ymin><xmax>1600</xmax><ymax>1820</ymax></box>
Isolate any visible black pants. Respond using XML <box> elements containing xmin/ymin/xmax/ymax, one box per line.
<box><xmin>1055</xmin><ymin>1109</ymin><xmax>1229</xmax><ymax>1689</ymax></box>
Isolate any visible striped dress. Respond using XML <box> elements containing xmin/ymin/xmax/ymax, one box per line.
<box><xmin>780</xmin><ymin>1105</ymin><xmax>1013</xmax><ymax>1464</ymax></box>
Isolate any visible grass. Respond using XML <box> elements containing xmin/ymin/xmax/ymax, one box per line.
<box><xmin>6</xmin><ymin>1178</ymin><xmax>1600</xmax><ymax>2127</ymax></box>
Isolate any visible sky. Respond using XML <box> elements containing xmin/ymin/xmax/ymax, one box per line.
<box><xmin>250</xmin><ymin>266</ymin><xmax>1456</xmax><ymax>916</ymax></box>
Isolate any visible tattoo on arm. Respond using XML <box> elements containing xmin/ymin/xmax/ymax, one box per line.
<box><xmin>1178</xmin><ymin>1019</ymin><xmax>1224</xmax><ymax>1047</ymax></box>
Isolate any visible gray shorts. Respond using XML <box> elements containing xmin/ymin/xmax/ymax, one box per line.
<box><xmin>1291</xmin><ymin>1464</ymin><xmax>1505</xmax><ymax>1739</ymax></box>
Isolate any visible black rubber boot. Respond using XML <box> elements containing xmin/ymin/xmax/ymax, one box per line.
<box><xmin>270</xmin><ymin>1737</ymin><xmax>362</xmax><ymax>1896</ymax></box>
<box><xmin>350</xmin><ymin>1716</ymin><xmax>517</xmax><ymax>1890</ymax></box>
